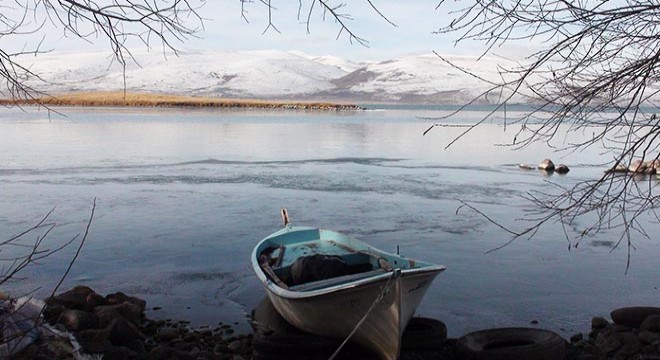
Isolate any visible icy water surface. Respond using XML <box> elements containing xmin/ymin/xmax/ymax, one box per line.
<box><xmin>1</xmin><ymin>107</ymin><xmax>658</xmax><ymax>336</ymax></box>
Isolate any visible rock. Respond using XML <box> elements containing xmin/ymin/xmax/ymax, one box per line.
<box><xmin>47</xmin><ymin>285</ymin><xmax>95</xmax><ymax>310</ymax></box>
<box><xmin>538</xmin><ymin>158</ymin><xmax>555</xmax><ymax>171</ymax></box>
<box><xmin>93</xmin><ymin>302</ymin><xmax>142</xmax><ymax>327</ymax></box>
<box><xmin>106</xmin><ymin>292</ymin><xmax>147</xmax><ymax>312</ymax></box>
<box><xmin>641</xmin><ymin>315</ymin><xmax>660</xmax><ymax>332</ymax></box>
<box><xmin>612</xmin><ymin>332</ymin><xmax>643</xmax><ymax>359</ymax></box>
<box><xmin>108</xmin><ymin>316</ymin><xmax>143</xmax><ymax>346</ymax></box>
<box><xmin>43</xmin><ymin>304</ymin><xmax>66</xmax><ymax>323</ymax></box>
<box><xmin>649</xmin><ymin>159</ymin><xmax>660</xmax><ymax>172</ymax></box>
<box><xmin>519</xmin><ymin>163</ymin><xmax>534</xmax><ymax>170</ymax></box>
<box><xmin>86</xmin><ymin>292</ymin><xmax>108</xmax><ymax>308</ymax></box>
<box><xmin>149</xmin><ymin>344</ymin><xmax>194</xmax><ymax>360</ymax></box>
<box><xmin>102</xmin><ymin>346</ymin><xmax>136</xmax><ymax>360</ymax></box>
<box><xmin>214</xmin><ymin>343</ymin><xmax>230</xmax><ymax>353</ymax></box>
<box><xmin>555</xmin><ymin>164</ymin><xmax>570</xmax><ymax>174</ymax></box>
<box><xmin>592</xmin><ymin>316</ymin><xmax>609</xmax><ymax>329</ymax></box>
<box><xmin>571</xmin><ymin>333</ymin><xmax>584</xmax><ymax>343</ymax></box>
<box><xmin>611</xmin><ymin>307</ymin><xmax>660</xmax><ymax>328</ymax></box>
<box><xmin>639</xmin><ymin>331</ymin><xmax>660</xmax><ymax>344</ymax></box>
<box><xmin>57</xmin><ymin>309</ymin><xmax>99</xmax><ymax>332</ymax></box>
<box><xmin>595</xmin><ymin>329</ymin><xmax>624</xmax><ymax>354</ymax></box>
<box><xmin>613</xmin><ymin>324</ymin><xmax>632</xmax><ymax>332</ymax></box>
<box><xmin>629</xmin><ymin>160</ymin><xmax>647</xmax><ymax>173</ymax></box>
<box><xmin>156</xmin><ymin>327</ymin><xmax>180</xmax><ymax>342</ymax></box>
<box><xmin>76</xmin><ymin>327</ymin><xmax>113</xmax><ymax>353</ymax></box>
<box><xmin>606</xmin><ymin>163</ymin><xmax>628</xmax><ymax>174</ymax></box>
<box><xmin>125</xmin><ymin>338</ymin><xmax>146</xmax><ymax>354</ymax></box>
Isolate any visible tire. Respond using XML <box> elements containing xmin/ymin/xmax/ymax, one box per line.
<box><xmin>456</xmin><ymin>327</ymin><xmax>566</xmax><ymax>360</ymax></box>
<box><xmin>401</xmin><ymin>317</ymin><xmax>448</xmax><ymax>351</ymax></box>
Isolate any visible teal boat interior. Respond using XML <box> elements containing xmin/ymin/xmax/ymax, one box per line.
<box><xmin>256</xmin><ymin>227</ymin><xmax>433</xmax><ymax>292</ymax></box>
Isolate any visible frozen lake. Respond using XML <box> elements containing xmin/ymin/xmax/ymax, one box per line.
<box><xmin>1</xmin><ymin>106</ymin><xmax>658</xmax><ymax>337</ymax></box>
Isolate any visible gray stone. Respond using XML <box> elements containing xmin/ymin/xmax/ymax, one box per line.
<box><xmin>214</xmin><ymin>343</ymin><xmax>230</xmax><ymax>353</ymax></box>
<box><xmin>556</xmin><ymin>164</ymin><xmax>570</xmax><ymax>174</ymax></box>
<box><xmin>108</xmin><ymin>316</ymin><xmax>143</xmax><ymax>346</ymax></box>
<box><xmin>613</xmin><ymin>324</ymin><xmax>632</xmax><ymax>332</ymax></box>
<box><xmin>629</xmin><ymin>160</ymin><xmax>647</xmax><ymax>173</ymax></box>
<box><xmin>86</xmin><ymin>292</ymin><xmax>108</xmax><ymax>308</ymax></box>
<box><xmin>592</xmin><ymin>316</ymin><xmax>609</xmax><ymax>329</ymax></box>
<box><xmin>538</xmin><ymin>158</ymin><xmax>555</xmax><ymax>171</ymax></box>
<box><xmin>105</xmin><ymin>292</ymin><xmax>147</xmax><ymax>312</ymax></box>
<box><xmin>641</xmin><ymin>315</ymin><xmax>660</xmax><ymax>332</ymax></box>
<box><xmin>571</xmin><ymin>333</ymin><xmax>584</xmax><ymax>343</ymax></box>
<box><xmin>93</xmin><ymin>302</ymin><xmax>142</xmax><ymax>327</ymax></box>
<box><xmin>156</xmin><ymin>327</ymin><xmax>180</xmax><ymax>342</ymax></box>
<box><xmin>611</xmin><ymin>307</ymin><xmax>660</xmax><ymax>328</ymax></box>
<box><xmin>76</xmin><ymin>327</ymin><xmax>113</xmax><ymax>354</ymax></box>
<box><xmin>47</xmin><ymin>285</ymin><xmax>95</xmax><ymax>310</ymax></box>
<box><xmin>57</xmin><ymin>309</ymin><xmax>99</xmax><ymax>332</ymax></box>
<box><xmin>595</xmin><ymin>330</ymin><xmax>623</xmax><ymax>354</ymax></box>
<box><xmin>519</xmin><ymin>163</ymin><xmax>534</xmax><ymax>170</ymax></box>
<box><xmin>639</xmin><ymin>331</ymin><xmax>660</xmax><ymax>344</ymax></box>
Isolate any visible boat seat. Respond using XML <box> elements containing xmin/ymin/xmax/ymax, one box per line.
<box><xmin>288</xmin><ymin>268</ymin><xmax>389</xmax><ymax>292</ymax></box>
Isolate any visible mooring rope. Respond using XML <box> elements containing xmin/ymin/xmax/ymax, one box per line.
<box><xmin>327</xmin><ymin>269</ymin><xmax>401</xmax><ymax>360</ymax></box>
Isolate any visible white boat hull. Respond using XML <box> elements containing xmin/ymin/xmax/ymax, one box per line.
<box><xmin>264</xmin><ymin>269</ymin><xmax>441</xmax><ymax>359</ymax></box>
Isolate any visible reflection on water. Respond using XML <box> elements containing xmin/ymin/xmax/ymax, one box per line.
<box><xmin>1</xmin><ymin>107</ymin><xmax>659</xmax><ymax>337</ymax></box>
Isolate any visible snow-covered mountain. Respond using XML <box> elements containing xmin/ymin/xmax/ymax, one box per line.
<box><xmin>15</xmin><ymin>49</ymin><xmax>522</xmax><ymax>104</ymax></box>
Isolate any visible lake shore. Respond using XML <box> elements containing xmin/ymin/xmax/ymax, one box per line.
<box><xmin>13</xmin><ymin>285</ymin><xmax>660</xmax><ymax>359</ymax></box>
<box><xmin>0</xmin><ymin>92</ymin><xmax>363</xmax><ymax>111</ymax></box>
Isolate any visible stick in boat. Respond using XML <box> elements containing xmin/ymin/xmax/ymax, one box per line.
<box><xmin>281</xmin><ymin>208</ymin><xmax>290</xmax><ymax>226</ymax></box>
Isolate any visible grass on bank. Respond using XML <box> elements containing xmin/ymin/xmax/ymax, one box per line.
<box><xmin>0</xmin><ymin>92</ymin><xmax>361</xmax><ymax>110</ymax></box>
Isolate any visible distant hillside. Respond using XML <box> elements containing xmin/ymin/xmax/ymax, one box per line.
<box><xmin>11</xmin><ymin>49</ymin><xmax>525</xmax><ymax>104</ymax></box>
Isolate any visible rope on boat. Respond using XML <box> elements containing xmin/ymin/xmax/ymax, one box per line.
<box><xmin>327</xmin><ymin>269</ymin><xmax>402</xmax><ymax>360</ymax></box>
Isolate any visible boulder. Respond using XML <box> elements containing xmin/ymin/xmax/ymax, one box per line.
<box><xmin>538</xmin><ymin>158</ymin><xmax>555</xmax><ymax>171</ymax></box>
<box><xmin>47</xmin><ymin>285</ymin><xmax>96</xmax><ymax>310</ymax></box>
<box><xmin>519</xmin><ymin>163</ymin><xmax>534</xmax><ymax>170</ymax></box>
<box><xmin>149</xmin><ymin>344</ymin><xmax>194</xmax><ymax>360</ymax></box>
<box><xmin>639</xmin><ymin>331</ymin><xmax>660</xmax><ymax>344</ymax></box>
<box><xmin>606</xmin><ymin>164</ymin><xmax>628</xmax><ymax>174</ymax></box>
<box><xmin>155</xmin><ymin>327</ymin><xmax>180</xmax><ymax>342</ymax></box>
<box><xmin>57</xmin><ymin>309</ymin><xmax>99</xmax><ymax>332</ymax></box>
<box><xmin>106</xmin><ymin>292</ymin><xmax>147</xmax><ymax>312</ymax></box>
<box><xmin>595</xmin><ymin>329</ymin><xmax>623</xmax><ymax>354</ymax></box>
<box><xmin>641</xmin><ymin>315</ymin><xmax>660</xmax><ymax>332</ymax></box>
<box><xmin>86</xmin><ymin>292</ymin><xmax>108</xmax><ymax>308</ymax></box>
<box><xmin>611</xmin><ymin>307</ymin><xmax>660</xmax><ymax>328</ymax></box>
<box><xmin>592</xmin><ymin>316</ymin><xmax>609</xmax><ymax>329</ymax></box>
<box><xmin>76</xmin><ymin>327</ymin><xmax>113</xmax><ymax>354</ymax></box>
<box><xmin>555</xmin><ymin>164</ymin><xmax>570</xmax><ymax>174</ymax></box>
<box><xmin>629</xmin><ymin>160</ymin><xmax>647</xmax><ymax>173</ymax></box>
<box><xmin>93</xmin><ymin>302</ymin><xmax>142</xmax><ymax>327</ymax></box>
<box><xmin>108</xmin><ymin>316</ymin><xmax>143</xmax><ymax>346</ymax></box>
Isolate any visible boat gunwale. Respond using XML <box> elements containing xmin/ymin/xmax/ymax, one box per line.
<box><xmin>251</xmin><ymin>226</ymin><xmax>446</xmax><ymax>300</ymax></box>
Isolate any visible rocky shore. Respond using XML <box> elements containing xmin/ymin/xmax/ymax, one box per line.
<box><xmin>9</xmin><ymin>286</ymin><xmax>660</xmax><ymax>359</ymax></box>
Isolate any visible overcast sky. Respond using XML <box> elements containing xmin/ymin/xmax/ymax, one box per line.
<box><xmin>4</xmin><ymin>1</ymin><xmax>534</xmax><ymax>61</ymax></box>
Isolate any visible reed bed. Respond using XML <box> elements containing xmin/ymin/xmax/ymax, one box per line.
<box><xmin>0</xmin><ymin>92</ymin><xmax>361</xmax><ymax>110</ymax></box>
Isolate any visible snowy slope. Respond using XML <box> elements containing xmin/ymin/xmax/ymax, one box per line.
<box><xmin>14</xmin><ymin>50</ymin><xmax>529</xmax><ymax>104</ymax></box>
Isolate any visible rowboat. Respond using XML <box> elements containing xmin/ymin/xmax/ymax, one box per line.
<box><xmin>252</xmin><ymin>221</ymin><xmax>446</xmax><ymax>360</ymax></box>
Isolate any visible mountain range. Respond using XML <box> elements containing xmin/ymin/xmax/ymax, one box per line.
<box><xmin>18</xmin><ymin>49</ymin><xmax>522</xmax><ymax>104</ymax></box>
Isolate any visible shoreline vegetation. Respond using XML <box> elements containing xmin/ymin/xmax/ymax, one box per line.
<box><xmin>0</xmin><ymin>91</ymin><xmax>364</xmax><ymax>111</ymax></box>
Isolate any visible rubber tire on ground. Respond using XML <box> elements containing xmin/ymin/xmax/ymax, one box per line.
<box><xmin>456</xmin><ymin>327</ymin><xmax>566</xmax><ymax>360</ymax></box>
<box><xmin>401</xmin><ymin>317</ymin><xmax>448</xmax><ymax>351</ymax></box>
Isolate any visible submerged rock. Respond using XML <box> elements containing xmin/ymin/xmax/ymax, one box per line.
<box><xmin>538</xmin><ymin>158</ymin><xmax>555</xmax><ymax>171</ymax></box>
